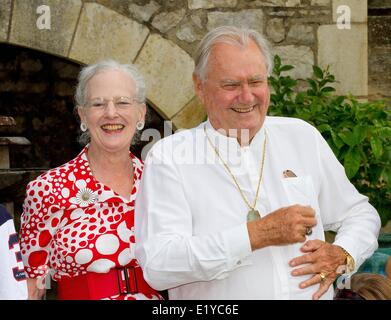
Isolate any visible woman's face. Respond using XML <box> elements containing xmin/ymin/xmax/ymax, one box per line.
<box><xmin>78</xmin><ymin>69</ymin><xmax>146</xmax><ymax>154</ymax></box>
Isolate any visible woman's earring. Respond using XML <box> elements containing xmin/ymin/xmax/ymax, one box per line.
<box><xmin>80</xmin><ymin>122</ymin><xmax>88</xmax><ymax>132</ymax></box>
<box><xmin>136</xmin><ymin>121</ymin><xmax>145</xmax><ymax>130</ymax></box>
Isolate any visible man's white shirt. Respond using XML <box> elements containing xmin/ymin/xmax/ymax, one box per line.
<box><xmin>0</xmin><ymin>206</ymin><xmax>28</xmax><ymax>300</ymax></box>
<box><xmin>135</xmin><ymin>117</ymin><xmax>380</xmax><ymax>300</ymax></box>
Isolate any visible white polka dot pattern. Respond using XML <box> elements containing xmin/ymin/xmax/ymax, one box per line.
<box><xmin>19</xmin><ymin>147</ymin><xmax>161</xmax><ymax>300</ymax></box>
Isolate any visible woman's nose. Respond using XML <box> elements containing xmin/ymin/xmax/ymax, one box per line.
<box><xmin>104</xmin><ymin>100</ymin><xmax>117</xmax><ymax>116</ymax></box>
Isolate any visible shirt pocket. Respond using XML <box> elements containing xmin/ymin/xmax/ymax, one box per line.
<box><xmin>281</xmin><ymin>175</ymin><xmax>317</xmax><ymax>208</ymax></box>
<box><xmin>281</xmin><ymin>176</ymin><xmax>325</xmax><ymax>276</ymax></box>
<box><xmin>281</xmin><ymin>175</ymin><xmax>324</xmax><ymax>240</ymax></box>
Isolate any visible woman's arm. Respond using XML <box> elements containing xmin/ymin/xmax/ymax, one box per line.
<box><xmin>27</xmin><ymin>278</ymin><xmax>45</xmax><ymax>300</ymax></box>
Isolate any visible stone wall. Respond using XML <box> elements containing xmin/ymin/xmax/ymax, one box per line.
<box><xmin>368</xmin><ymin>0</ymin><xmax>391</xmax><ymax>103</ymax></box>
<box><xmin>0</xmin><ymin>0</ymin><xmax>376</xmax><ymax>132</ymax></box>
<box><xmin>0</xmin><ymin>0</ymin><xmax>389</xmax><ymax>224</ymax></box>
<box><xmin>0</xmin><ymin>43</ymin><xmax>165</xmax><ymax>222</ymax></box>
<box><xmin>97</xmin><ymin>0</ymin><xmax>371</xmax><ymax>96</ymax></box>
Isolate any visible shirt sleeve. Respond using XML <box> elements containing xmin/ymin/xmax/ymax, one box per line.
<box><xmin>315</xmin><ymin>129</ymin><xmax>381</xmax><ymax>270</ymax></box>
<box><xmin>20</xmin><ymin>178</ymin><xmax>55</xmax><ymax>279</ymax></box>
<box><xmin>0</xmin><ymin>209</ymin><xmax>28</xmax><ymax>300</ymax></box>
<box><xmin>135</xmin><ymin>144</ymin><xmax>252</xmax><ymax>291</ymax></box>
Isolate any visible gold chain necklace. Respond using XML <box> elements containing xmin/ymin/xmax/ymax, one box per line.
<box><xmin>204</xmin><ymin>124</ymin><xmax>267</xmax><ymax>222</ymax></box>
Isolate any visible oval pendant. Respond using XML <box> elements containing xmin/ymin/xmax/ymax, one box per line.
<box><xmin>247</xmin><ymin>209</ymin><xmax>261</xmax><ymax>222</ymax></box>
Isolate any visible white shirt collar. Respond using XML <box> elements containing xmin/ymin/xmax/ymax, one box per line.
<box><xmin>204</xmin><ymin>119</ymin><xmax>266</xmax><ymax>153</ymax></box>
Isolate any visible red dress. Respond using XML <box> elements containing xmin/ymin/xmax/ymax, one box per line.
<box><xmin>20</xmin><ymin>147</ymin><xmax>162</xmax><ymax>300</ymax></box>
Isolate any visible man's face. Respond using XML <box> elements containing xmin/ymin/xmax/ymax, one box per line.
<box><xmin>194</xmin><ymin>40</ymin><xmax>270</xmax><ymax>139</ymax></box>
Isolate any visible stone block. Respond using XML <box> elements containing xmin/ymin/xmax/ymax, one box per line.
<box><xmin>287</xmin><ymin>24</ymin><xmax>314</xmax><ymax>43</ymax></box>
<box><xmin>266</xmin><ymin>18</ymin><xmax>285</xmax><ymax>43</ymax></box>
<box><xmin>332</xmin><ymin>0</ymin><xmax>367</xmax><ymax>23</ymax></box>
<box><xmin>177</xmin><ymin>23</ymin><xmax>198</xmax><ymax>43</ymax></box>
<box><xmin>188</xmin><ymin>0</ymin><xmax>237</xmax><ymax>9</ymax></box>
<box><xmin>69</xmin><ymin>3</ymin><xmax>149</xmax><ymax>64</ymax></box>
<box><xmin>172</xmin><ymin>96</ymin><xmax>206</xmax><ymax>130</ymax></box>
<box><xmin>273</xmin><ymin>45</ymin><xmax>314</xmax><ymax>79</ymax></box>
<box><xmin>369</xmin><ymin>16</ymin><xmax>391</xmax><ymax>45</ymax></box>
<box><xmin>151</xmin><ymin>9</ymin><xmax>186</xmax><ymax>33</ymax></box>
<box><xmin>318</xmin><ymin>24</ymin><xmax>368</xmax><ymax>95</ymax></box>
<box><xmin>369</xmin><ymin>0</ymin><xmax>391</xmax><ymax>9</ymax></box>
<box><xmin>207</xmin><ymin>10</ymin><xmax>264</xmax><ymax>34</ymax></box>
<box><xmin>9</xmin><ymin>0</ymin><xmax>82</xmax><ymax>57</ymax></box>
<box><xmin>247</xmin><ymin>0</ymin><xmax>285</xmax><ymax>7</ymax></box>
<box><xmin>0</xmin><ymin>0</ymin><xmax>11</xmax><ymax>41</ymax></box>
<box><xmin>191</xmin><ymin>13</ymin><xmax>204</xmax><ymax>29</ymax></box>
<box><xmin>285</xmin><ymin>0</ymin><xmax>301</xmax><ymax>6</ymax></box>
<box><xmin>311</xmin><ymin>0</ymin><xmax>330</xmax><ymax>5</ymax></box>
<box><xmin>135</xmin><ymin>34</ymin><xmax>195</xmax><ymax>119</ymax></box>
<box><xmin>368</xmin><ymin>46</ymin><xmax>391</xmax><ymax>98</ymax></box>
<box><xmin>128</xmin><ymin>1</ymin><xmax>160</xmax><ymax>22</ymax></box>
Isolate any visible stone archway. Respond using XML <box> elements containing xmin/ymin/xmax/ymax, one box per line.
<box><xmin>1</xmin><ymin>0</ymin><xmax>205</xmax><ymax>129</ymax></box>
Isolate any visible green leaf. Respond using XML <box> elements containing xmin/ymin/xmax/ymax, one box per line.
<box><xmin>307</xmin><ymin>79</ymin><xmax>318</xmax><ymax>93</ymax></box>
<box><xmin>385</xmin><ymin>169</ymin><xmax>391</xmax><ymax>193</ymax></box>
<box><xmin>313</xmin><ymin>66</ymin><xmax>323</xmax><ymax>79</ymax></box>
<box><xmin>368</xmin><ymin>166</ymin><xmax>384</xmax><ymax>184</ymax></box>
<box><xmin>376</xmin><ymin>127</ymin><xmax>391</xmax><ymax>139</ymax></box>
<box><xmin>334</xmin><ymin>95</ymin><xmax>345</xmax><ymax>105</ymax></box>
<box><xmin>318</xmin><ymin>124</ymin><xmax>333</xmax><ymax>133</ymax></box>
<box><xmin>338</xmin><ymin>130</ymin><xmax>357</xmax><ymax>147</ymax></box>
<box><xmin>331</xmin><ymin>130</ymin><xmax>344</xmax><ymax>149</ymax></box>
<box><xmin>370</xmin><ymin>136</ymin><xmax>383</xmax><ymax>159</ymax></box>
<box><xmin>344</xmin><ymin>147</ymin><xmax>361</xmax><ymax>179</ymax></box>
<box><xmin>352</xmin><ymin>125</ymin><xmax>368</xmax><ymax>145</ymax></box>
<box><xmin>295</xmin><ymin>92</ymin><xmax>306</xmax><ymax>104</ymax></box>
<box><xmin>321</xmin><ymin>86</ymin><xmax>336</xmax><ymax>93</ymax></box>
<box><xmin>280</xmin><ymin>65</ymin><xmax>294</xmax><ymax>72</ymax></box>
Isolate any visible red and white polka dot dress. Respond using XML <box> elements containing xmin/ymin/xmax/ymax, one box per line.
<box><xmin>20</xmin><ymin>147</ymin><xmax>162</xmax><ymax>300</ymax></box>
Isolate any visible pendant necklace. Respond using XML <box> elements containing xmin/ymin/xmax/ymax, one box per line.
<box><xmin>204</xmin><ymin>124</ymin><xmax>267</xmax><ymax>222</ymax></box>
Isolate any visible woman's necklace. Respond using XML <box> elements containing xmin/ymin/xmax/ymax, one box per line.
<box><xmin>204</xmin><ymin>124</ymin><xmax>267</xmax><ymax>222</ymax></box>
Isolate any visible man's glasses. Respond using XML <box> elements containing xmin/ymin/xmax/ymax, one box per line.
<box><xmin>85</xmin><ymin>96</ymin><xmax>139</xmax><ymax>110</ymax></box>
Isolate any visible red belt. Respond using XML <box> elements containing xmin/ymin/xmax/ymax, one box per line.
<box><xmin>57</xmin><ymin>266</ymin><xmax>157</xmax><ymax>300</ymax></box>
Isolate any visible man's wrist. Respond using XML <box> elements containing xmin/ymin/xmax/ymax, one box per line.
<box><xmin>336</xmin><ymin>245</ymin><xmax>355</xmax><ymax>273</ymax></box>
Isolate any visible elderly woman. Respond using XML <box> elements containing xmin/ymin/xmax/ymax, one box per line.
<box><xmin>20</xmin><ymin>60</ymin><xmax>162</xmax><ymax>300</ymax></box>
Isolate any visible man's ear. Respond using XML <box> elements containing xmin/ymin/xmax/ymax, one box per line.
<box><xmin>192</xmin><ymin>73</ymin><xmax>204</xmax><ymax>103</ymax></box>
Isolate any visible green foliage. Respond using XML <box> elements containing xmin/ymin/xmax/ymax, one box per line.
<box><xmin>268</xmin><ymin>55</ymin><xmax>391</xmax><ymax>226</ymax></box>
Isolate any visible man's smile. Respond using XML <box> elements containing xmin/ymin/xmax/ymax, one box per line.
<box><xmin>231</xmin><ymin>105</ymin><xmax>255</xmax><ymax>113</ymax></box>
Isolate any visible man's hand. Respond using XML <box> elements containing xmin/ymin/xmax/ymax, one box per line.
<box><xmin>289</xmin><ymin>240</ymin><xmax>347</xmax><ymax>300</ymax></box>
<box><xmin>248</xmin><ymin>204</ymin><xmax>317</xmax><ymax>250</ymax></box>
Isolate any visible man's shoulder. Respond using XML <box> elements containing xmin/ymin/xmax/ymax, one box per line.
<box><xmin>0</xmin><ymin>205</ymin><xmax>12</xmax><ymax>228</ymax></box>
<box><xmin>265</xmin><ymin>116</ymin><xmax>318</xmax><ymax>134</ymax></box>
<box><xmin>265</xmin><ymin>116</ymin><xmax>312</xmax><ymax>127</ymax></box>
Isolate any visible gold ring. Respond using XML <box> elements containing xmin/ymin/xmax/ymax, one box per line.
<box><xmin>319</xmin><ymin>272</ymin><xmax>327</xmax><ymax>282</ymax></box>
<box><xmin>305</xmin><ymin>227</ymin><xmax>312</xmax><ymax>236</ymax></box>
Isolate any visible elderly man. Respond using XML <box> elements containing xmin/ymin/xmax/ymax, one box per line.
<box><xmin>135</xmin><ymin>26</ymin><xmax>380</xmax><ymax>300</ymax></box>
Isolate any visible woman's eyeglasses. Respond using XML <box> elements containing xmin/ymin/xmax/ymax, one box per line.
<box><xmin>85</xmin><ymin>96</ymin><xmax>139</xmax><ymax>110</ymax></box>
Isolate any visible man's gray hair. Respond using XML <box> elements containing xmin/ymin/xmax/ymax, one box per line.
<box><xmin>194</xmin><ymin>26</ymin><xmax>274</xmax><ymax>81</ymax></box>
<box><xmin>74</xmin><ymin>59</ymin><xmax>146</xmax><ymax>145</ymax></box>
